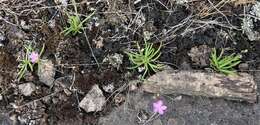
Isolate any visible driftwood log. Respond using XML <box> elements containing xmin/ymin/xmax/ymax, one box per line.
<box><xmin>143</xmin><ymin>70</ymin><xmax>257</xmax><ymax>103</ymax></box>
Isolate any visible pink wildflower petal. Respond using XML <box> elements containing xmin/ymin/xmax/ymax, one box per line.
<box><xmin>153</xmin><ymin>102</ymin><xmax>158</xmax><ymax>108</ymax></box>
<box><xmin>153</xmin><ymin>103</ymin><xmax>159</xmax><ymax>112</ymax></box>
<box><xmin>161</xmin><ymin>106</ymin><xmax>167</xmax><ymax>110</ymax></box>
<box><xmin>152</xmin><ymin>100</ymin><xmax>167</xmax><ymax>115</ymax></box>
<box><xmin>153</xmin><ymin>100</ymin><xmax>161</xmax><ymax>108</ymax></box>
<box><xmin>153</xmin><ymin>100</ymin><xmax>164</xmax><ymax>113</ymax></box>
<box><xmin>29</xmin><ymin>52</ymin><xmax>39</xmax><ymax>63</ymax></box>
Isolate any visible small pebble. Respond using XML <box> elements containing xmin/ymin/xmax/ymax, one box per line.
<box><xmin>0</xmin><ymin>32</ymin><xmax>5</xmax><ymax>46</ymax></box>
<box><xmin>79</xmin><ymin>85</ymin><xmax>106</xmax><ymax>112</ymax></box>
<box><xmin>38</xmin><ymin>59</ymin><xmax>55</xmax><ymax>87</ymax></box>
<box><xmin>52</xmin><ymin>97</ymin><xmax>59</xmax><ymax>104</ymax></box>
<box><xmin>239</xmin><ymin>63</ymin><xmax>249</xmax><ymax>70</ymax></box>
<box><xmin>174</xmin><ymin>95</ymin><xmax>182</xmax><ymax>101</ymax></box>
<box><xmin>128</xmin><ymin>80</ymin><xmax>140</xmax><ymax>91</ymax></box>
<box><xmin>64</xmin><ymin>88</ymin><xmax>72</xmax><ymax>96</ymax></box>
<box><xmin>18</xmin><ymin>82</ymin><xmax>36</xmax><ymax>96</ymax></box>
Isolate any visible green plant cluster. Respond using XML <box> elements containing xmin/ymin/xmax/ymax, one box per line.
<box><xmin>18</xmin><ymin>44</ymin><xmax>45</xmax><ymax>81</ymax></box>
<box><xmin>62</xmin><ymin>0</ymin><xmax>95</xmax><ymax>36</ymax></box>
<box><xmin>62</xmin><ymin>12</ymin><xmax>95</xmax><ymax>36</ymax></box>
<box><xmin>125</xmin><ymin>40</ymin><xmax>163</xmax><ymax>79</ymax></box>
<box><xmin>210</xmin><ymin>48</ymin><xmax>241</xmax><ymax>75</ymax></box>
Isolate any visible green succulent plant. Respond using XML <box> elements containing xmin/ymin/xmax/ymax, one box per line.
<box><xmin>62</xmin><ymin>0</ymin><xmax>95</xmax><ymax>36</ymax></box>
<box><xmin>125</xmin><ymin>40</ymin><xmax>163</xmax><ymax>79</ymax></box>
<box><xmin>18</xmin><ymin>44</ymin><xmax>45</xmax><ymax>81</ymax></box>
<box><xmin>210</xmin><ymin>48</ymin><xmax>241</xmax><ymax>75</ymax></box>
<box><xmin>62</xmin><ymin>12</ymin><xmax>95</xmax><ymax>36</ymax></box>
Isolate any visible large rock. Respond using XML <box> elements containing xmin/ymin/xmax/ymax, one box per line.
<box><xmin>79</xmin><ymin>85</ymin><xmax>106</xmax><ymax>112</ymax></box>
<box><xmin>37</xmin><ymin>59</ymin><xmax>55</xmax><ymax>87</ymax></box>
<box><xmin>18</xmin><ymin>82</ymin><xmax>36</xmax><ymax>96</ymax></box>
<box><xmin>98</xmin><ymin>90</ymin><xmax>260</xmax><ymax>125</ymax></box>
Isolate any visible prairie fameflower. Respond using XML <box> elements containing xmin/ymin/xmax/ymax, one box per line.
<box><xmin>29</xmin><ymin>51</ymin><xmax>39</xmax><ymax>63</ymax></box>
<box><xmin>18</xmin><ymin>44</ymin><xmax>45</xmax><ymax>81</ymax></box>
<box><xmin>141</xmin><ymin>100</ymin><xmax>167</xmax><ymax>124</ymax></box>
<box><xmin>152</xmin><ymin>100</ymin><xmax>167</xmax><ymax>115</ymax></box>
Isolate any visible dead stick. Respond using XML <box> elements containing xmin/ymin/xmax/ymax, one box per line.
<box><xmin>143</xmin><ymin>70</ymin><xmax>257</xmax><ymax>103</ymax></box>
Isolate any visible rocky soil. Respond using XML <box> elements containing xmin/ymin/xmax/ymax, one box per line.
<box><xmin>0</xmin><ymin>0</ymin><xmax>260</xmax><ymax>125</ymax></box>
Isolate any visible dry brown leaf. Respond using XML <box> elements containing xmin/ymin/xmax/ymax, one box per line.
<box><xmin>93</xmin><ymin>36</ymin><xmax>104</xmax><ymax>48</ymax></box>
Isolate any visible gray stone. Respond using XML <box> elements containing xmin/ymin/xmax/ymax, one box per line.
<box><xmin>98</xmin><ymin>90</ymin><xmax>259</xmax><ymax>125</ymax></box>
<box><xmin>79</xmin><ymin>85</ymin><xmax>106</xmax><ymax>112</ymax></box>
<box><xmin>18</xmin><ymin>82</ymin><xmax>36</xmax><ymax>96</ymax></box>
<box><xmin>37</xmin><ymin>59</ymin><xmax>55</xmax><ymax>87</ymax></box>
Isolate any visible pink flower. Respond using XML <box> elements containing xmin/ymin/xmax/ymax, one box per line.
<box><xmin>29</xmin><ymin>51</ymin><xmax>39</xmax><ymax>63</ymax></box>
<box><xmin>153</xmin><ymin>100</ymin><xmax>167</xmax><ymax>115</ymax></box>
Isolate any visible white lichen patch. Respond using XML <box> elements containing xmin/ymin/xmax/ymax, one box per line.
<box><xmin>242</xmin><ymin>17</ymin><xmax>260</xmax><ymax>41</ymax></box>
<box><xmin>103</xmin><ymin>53</ymin><xmax>123</xmax><ymax>70</ymax></box>
<box><xmin>242</xmin><ymin>1</ymin><xmax>260</xmax><ymax>41</ymax></box>
<box><xmin>250</xmin><ymin>1</ymin><xmax>260</xmax><ymax>19</ymax></box>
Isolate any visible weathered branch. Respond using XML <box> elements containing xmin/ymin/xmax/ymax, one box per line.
<box><xmin>143</xmin><ymin>70</ymin><xmax>257</xmax><ymax>103</ymax></box>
